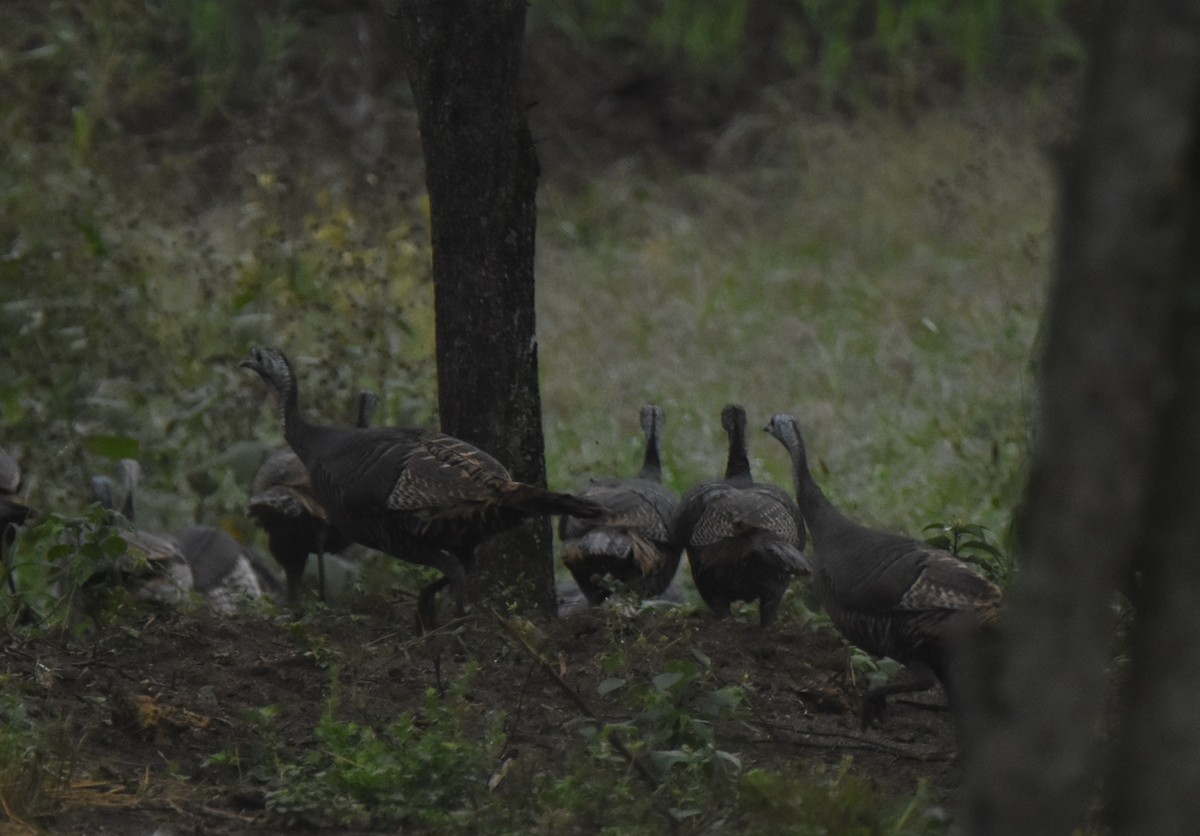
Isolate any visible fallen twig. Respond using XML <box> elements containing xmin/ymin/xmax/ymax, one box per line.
<box><xmin>0</xmin><ymin>794</ymin><xmax>37</xmax><ymax>833</ymax></box>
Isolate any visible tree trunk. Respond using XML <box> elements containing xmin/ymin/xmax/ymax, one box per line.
<box><xmin>396</xmin><ymin>0</ymin><xmax>556</xmax><ymax>614</ymax></box>
<box><xmin>958</xmin><ymin>3</ymin><xmax>1200</xmax><ymax>834</ymax></box>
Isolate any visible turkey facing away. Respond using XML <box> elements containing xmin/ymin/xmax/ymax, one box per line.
<box><xmin>247</xmin><ymin>389</ymin><xmax>379</xmax><ymax>605</ymax></box>
<box><xmin>241</xmin><ymin>346</ymin><xmax>605</xmax><ymax>629</ymax></box>
<box><xmin>673</xmin><ymin>404</ymin><xmax>809</xmax><ymax>626</ymax></box>
<box><xmin>88</xmin><ymin>459</ymin><xmax>194</xmax><ymax>606</ymax></box>
<box><xmin>764</xmin><ymin>413</ymin><xmax>1003</xmax><ymax>726</ymax></box>
<box><xmin>559</xmin><ymin>404</ymin><xmax>682</xmax><ymax>607</ymax></box>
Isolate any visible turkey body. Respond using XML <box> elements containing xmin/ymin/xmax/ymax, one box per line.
<box><xmin>673</xmin><ymin>404</ymin><xmax>809</xmax><ymax>626</ymax></box>
<box><xmin>763</xmin><ymin>413</ymin><xmax>1003</xmax><ymax>724</ymax></box>
<box><xmin>241</xmin><ymin>346</ymin><xmax>603</xmax><ymax>628</ymax></box>
<box><xmin>559</xmin><ymin>404</ymin><xmax>682</xmax><ymax>606</ymax></box>
<box><xmin>247</xmin><ymin>390</ymin><xmax>378</xmax><ymax>605</ymax></box>
<box><xmin>177</xmin><ymin>524</ymin><xmax>274</xmax><ymax>614</ymax></box>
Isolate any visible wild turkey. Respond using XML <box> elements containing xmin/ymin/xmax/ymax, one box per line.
<box><xmin>88</xmin><ymin>459</ymin><xmax>194</xmax><ymax>606</ymax></box>
<box><xmin>673</xmin><ymin>404</ymin><xmax>809</xmax><ymax>626</ymax></box>
<box><xmin>1</xmin><ymin>448</ymin><xmax>33</xmax><ymax>596</ymax></box>
<box><xmin>763</xmin><ymin>413</ymin><xmax>1003</xmax><ymax>726</ymax></box>
<box><xmin>240</xmin><ymin>346</ymin><xmax>605</xmax><ymax>629</ymax></box>
<box><xmin>559</xmin><ymin>404</ymin><xmax>683</xmax><ymax>606</ymax></box>
<box><xmin>176</xmin><ymin>524</ymin><xmax>272</xmax><ymax>614</ymax></box>
<box><xmin>247</xmin><ymin>389</ymin><xmax>379</xmax><ymax>605</ymax></box>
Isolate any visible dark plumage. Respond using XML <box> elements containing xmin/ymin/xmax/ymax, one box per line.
<box><xmin>673</xmin><ymin>405</ymin><xmax>809</xmax><ymax>626</ymax></box>
<box><xmin>764</xmin><ymin>413</ymin><xmax>1003</xmax><ymax>725</ymax></box>
<box><xmin>240</xmin><ymin>346</ymin><xmax>604</xmax><ymax>628</ymax></box>
<box><xmin>559</xmin><ymin>404</ymin><xmax>682</xmax><ymax>606</ymax></box>
<box><xmin>247</xmin><ymin>390</ymin><xmax>379</xmax><ymax>605</ymax></box>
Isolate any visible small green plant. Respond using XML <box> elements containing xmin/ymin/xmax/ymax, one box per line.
<box><xmin>2</xmin><ymin>507</ymin><xmax>140</xmax><ymax>636</ymax></box>
<box><xmin>850</xmin><ymin>649</ymin><xmax>906</xmax><ymax>692</ymax></box>
<box><xmin>923</xmin><ymin>521</ymin><xmax>1013</xmax><ymax>586</ymax></box>
<box><xmin>203</xmin><ymin>703</ymin><xmax>284</xmax><ymax>786</ymax></box>
<box><xmin>264</xmin><ymin>662</ymin><xmax>505</xmax><ymax>831</ymax></box>
<box><xmin>736</xmin><ymin>757</ymin><xmax>946</xmax><ymax>834</ymax></box>
<box><xmin>0</xmin><ymin>685</ymin><xmax>79</xmax><ymax>822</ymax></box>
<box><xmin>582</xmin><ymin>649</ymin><xmax>748</xmax><ymax>822</ymax></box>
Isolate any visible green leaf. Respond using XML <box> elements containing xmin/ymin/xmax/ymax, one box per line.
<box><xmin>101</xmin><ymin>533</ymin><xmax>128</xmax><ymax>558</ymax></box>
<box><xmin>709</xmin><ymin>686</ymin><xmax>745</xmax><ymax>713</ymax></box>
<box><xmin>714</xmin><ymin>749</ymin><xmax>742</xmax><ymax>770</ymax></box>
<box><xmin>668</xmin><ymin>805</ymin><xmax>703</xmax><ymax>821</ymax></box>
<box><xmin>960</xmin><ymin>539</ymin><xmax>1003</xmax><ymax>558</ymax></box>
<box><xmin>187</xmin><ymin>469</ymin><xmax>221</xmax><ymax>497</ymax></box>
<box><xmin>651</xmin><ymin>748</ymin><xmax>692</xmax><ymax>770</ymax></box>
<box><xmin>47</xmin><ymin>543</ymin><xmax>74</xmax><ymax>561</ymax></box>
<box><xmin>596</xmin><ymin>677</ymin><xmax>626</xmax><ymax>696</ymax></box>
<box><xmin>653</xmin><ymin>671</ymin><xmax>686</xmax><ymax>692</ymax></box>
<box><xmin>84</xmin><ymin>435</ymin><xmax>140</xmax><ymax>461</ymax></box>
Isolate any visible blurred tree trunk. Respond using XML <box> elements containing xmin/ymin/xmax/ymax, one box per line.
<box><xmin>396</xmin><ymin>0</ymin><xmax>556</xmax><ymax>614</ymax></box>
<box><xmin>957</xmin><ymin>2</ymin><xmax>1200</xmax><ymax>834</ymax></box>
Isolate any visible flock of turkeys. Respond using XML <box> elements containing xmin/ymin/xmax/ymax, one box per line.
<box><xmin>0</xmin><ymin>345</ymin><xmax>1003</xmax><ymax>725</ymax></box>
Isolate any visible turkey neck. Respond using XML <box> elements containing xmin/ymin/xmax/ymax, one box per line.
<box><xmin>276</xmin><ymin>375</ymin><xmax>321</xmax><ymax>465</ymax></box>
<box><xmin>639</xmin><ymin>419</ymin><xmax>663</xmax><ymax>481</ymax></box>
<box><xmin>783</xmin><ymin>434</ymin><xmax>846</xmax><ymax>537</ymax></box>
<box><xmin>723</xmin><ymin>415</ymin><xmax>751</xmax><ymax>480</ymax></box>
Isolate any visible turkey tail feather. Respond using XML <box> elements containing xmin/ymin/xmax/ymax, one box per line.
<box><xmin>504</xmin><ymin>484</ymin><xmax>605</xmax><ymax>518</ymax></box>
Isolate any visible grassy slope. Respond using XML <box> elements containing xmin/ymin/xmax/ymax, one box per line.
<box><xmin>536</xmin><ymin>95</ymin><xmax>1055</xmax><ymax>546</ymax></box>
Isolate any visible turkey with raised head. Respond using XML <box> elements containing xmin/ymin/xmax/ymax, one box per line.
<box><xmin>559</xmin><ymin>404</ymin><xmax>682</xmax><ymax>607</ymax></box>
<box><xmin>87</xmin><ymin>459</ymin><xmax>194</xmax><ymax>606</ymax></box>
<box><xmin>247</xmin><ymin>389</ymin><xmax>379</xmax><ymax>605</ymax></box>
<box><xmin>673</xmin><ymin>404</ymin><xmax>809</xmax><ymax>626</ymax></box>
<box><xmin>240</xmin><ymin>346</ymin><xmax>604</xmax><ymax>629</ymax></box>
<box><xmin>763</xmin><ymin>413</ymin><xmax>1003</xmax><ymax>726</ymax></box>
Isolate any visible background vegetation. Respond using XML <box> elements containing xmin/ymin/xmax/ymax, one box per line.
<box><xmin>0</xmin><ymin>0</ymin><xmax>1083</xmax><ymax>830</ymax></box>
<box><xmin>1</xmin><ymin>0</ymin><xmax>1076</xmax><ymax>540</ymax></box>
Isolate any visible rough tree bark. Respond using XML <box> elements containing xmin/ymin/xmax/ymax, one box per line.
<box><xmin>958</xmin><ymin>3</ymin><xmax>1200</xmax><ymax>834</ymax></box>
<box><xmin>395</xmin><ymin>1</ymin><xmax>556</xmax><ymax>613</ymax></box>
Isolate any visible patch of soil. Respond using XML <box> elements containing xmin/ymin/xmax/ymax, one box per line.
<box><xmin>2</xmin><ymin>592</ymin><xmax>960</xmax><ymax>834</ymax></box>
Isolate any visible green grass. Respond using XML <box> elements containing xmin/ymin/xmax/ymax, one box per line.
<box><xmin>537</xmin><ymin>100</ymin><xmax>1053</xmax><ymax>545</ymax></box>
<box><xmin>0</xmin><ymin>683</ymin><xmax>79</xmax><ymax>821</ymax></box>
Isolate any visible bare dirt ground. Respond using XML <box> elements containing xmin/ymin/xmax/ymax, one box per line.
<box><xmin>2</xmin><ymin>584</ymin><xmax>960</xmax><ymax>834</ymax></box>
